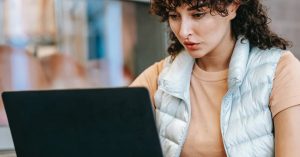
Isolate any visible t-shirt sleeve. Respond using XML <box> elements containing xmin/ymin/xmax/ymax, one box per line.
<box><xmin>129</xmin><ymin>60</ymin><xmax>164</xmax><ymax>108</ymax></box>
<box><xmin>270</xmin><ymin>51</ymin><xmax>300</xmax><ymax>117</ymax></box>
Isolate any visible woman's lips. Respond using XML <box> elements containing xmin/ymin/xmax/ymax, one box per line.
<box><xmin>183</xmin><ymin>41</ymin><xmax>200</xmax><ymax>51</ymax></box>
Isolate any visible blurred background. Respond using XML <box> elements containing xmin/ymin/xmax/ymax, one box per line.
<box><xmin>0</xmin><ymin>0</ymin><xmax>299</xmax><ymax>155</ymax></box>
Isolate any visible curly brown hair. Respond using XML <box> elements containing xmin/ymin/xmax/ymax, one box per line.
<box><xmin>150</xmin><ymin>0</ymin><xmax>291</xmax><ymax>57</ymax></box>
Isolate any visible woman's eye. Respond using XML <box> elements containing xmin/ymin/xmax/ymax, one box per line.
<box><xmin>168</xmin><ymin>14</ymin><xmax>179</xmax><ymax>20</ymax></box>
<box><xmin>192</xmin><ymin>12</ymin><xmax>206</xmax><ymax>18</ymax></box>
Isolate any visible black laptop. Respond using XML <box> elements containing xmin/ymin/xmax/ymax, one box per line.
<box><xmin>1</xmin><ymin>87</ymin><xmax>163</xmax><ymax>157</ymax></box>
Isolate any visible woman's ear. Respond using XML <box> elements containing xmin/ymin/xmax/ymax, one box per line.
<box><xmin>228</xmin><ymin>2</ymin><xmax>240</xmax><ymax>20</ymax></box>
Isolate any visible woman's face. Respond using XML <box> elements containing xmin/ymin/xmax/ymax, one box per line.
<box><xmin>168</xmin><ymin>3</ymin><xmax>238</xmax><ymax>58</ymax></box>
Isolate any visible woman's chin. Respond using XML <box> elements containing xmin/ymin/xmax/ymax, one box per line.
<box><xmin>186</xmin><ymin>49</ymin><xmax>207</xmax><ymax>59</ymax></box>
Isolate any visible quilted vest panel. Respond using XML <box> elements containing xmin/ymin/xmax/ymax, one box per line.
<box><xmin>154</xmin><ymin>37</ymin><xmax>282</xmax><ymax>157</ymax></box>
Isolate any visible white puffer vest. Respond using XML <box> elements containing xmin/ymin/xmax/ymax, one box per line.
<box><xmin>154</xmin><ymin>37</ymin><xmax>282</xmax><ymax>157</ymax></box>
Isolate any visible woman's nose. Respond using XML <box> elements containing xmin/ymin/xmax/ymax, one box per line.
<box><xmin>178</xmin><ymin>19</ymin><xmax>193</xmax><ymax>40</ymax></box>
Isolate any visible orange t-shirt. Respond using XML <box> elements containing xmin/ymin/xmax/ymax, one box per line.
<box><xmin>130</xmin><ymin>51</ymin><xmax>300</xmax><ymax>157</ymax></box>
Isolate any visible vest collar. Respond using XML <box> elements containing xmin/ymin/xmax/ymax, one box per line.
<box><xmin>159</xmin><ymin>36</ymin><xmax>250</xmax><ymax>98</ymax></box>
<box><xmin>228</xmin><ymin>36</ymin><xmax>250</xmax><ymax>88</ymax></box>
<box><xmin>159</xmin><ymin>51</ymin><xmax>194</xmax><ymax>100</ymax></box>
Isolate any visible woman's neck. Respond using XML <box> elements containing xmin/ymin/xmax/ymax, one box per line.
<box><xmin>196</xmin><ymin>36</ymin><xmax>236</xmax><ymax>72</ymax></box>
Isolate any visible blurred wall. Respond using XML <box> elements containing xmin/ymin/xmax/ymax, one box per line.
<box><xmin>264</xmin><ymin>0</ymin><xmax>300</xmax><ymax>58</ymax></box>
<box><xmin>0</xmin><ymin>0</ymin><xmax>4</xmax><ymax>44</ymax></box>
<box><xmin>3</xmin><ymin>0</ymin><xmax>56</xmax><ymax>46</ymax></box>
<box><xmin>55</xmin><ymin>0</ymin><xmax>88</xmax><ymax>63</ymax></box>
<box><xmin>133</xmin><ymin>2</ymin><xmax>167</xmax><ymax>77</ymax></box>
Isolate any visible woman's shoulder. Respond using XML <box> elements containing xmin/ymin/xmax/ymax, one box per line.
<box><xmin>153</xmin><ymin>58</ymin><xmax>166</xmax><ymax>73</ymax></box>
<box><xmin>129</xmin><ymin>58</ymin><xmax>167</xmax><ymax>107</ymax></box>
<box><xmin>129</xmin><ymin>58</ymin><xmax>166</xmax><ymax>87</ymax></box>
<box><xmin>275</xmin><ymin>50</ymin><xmax>300</xmax><ymax>83</ymax></box>
<box><xmin>145</xmin><ymin>58</ymin><xmax>166</xmax><ymax>76</ymax></box>
<box><xmin>270</xmin><ymin>50</ymin><xmax>300</xmax><ymax>117</ymax></box>
<box><xmin>276</xmin><ymin>50</ymin><xmax>300</xmax><ymax>73</ymax></box>
<box><xmin>276</xmin><ymin>50</ymin><xmax>300</xmax><ymax>79</ymax></box>
<box><xmin>279</xmin><ymin>50</ymin><xmax>299</xmax><ymax>63</ymax></box>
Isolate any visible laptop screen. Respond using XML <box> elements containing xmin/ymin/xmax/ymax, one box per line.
<box><xmin>2</xmin><ymin>87</ymin><xmax>162</xmax><ymax>157</ymax></box>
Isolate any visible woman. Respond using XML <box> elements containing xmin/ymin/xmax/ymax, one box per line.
<box><xmin>130</xmin><ymin>0</ymin><xmax>300</xmax><ymax>156</ymax></box>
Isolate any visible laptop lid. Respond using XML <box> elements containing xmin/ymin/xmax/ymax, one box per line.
<box><xmin>2</xmin><ymin>87</ymin><xmax>162</xmax><ymax>157</ymax></box>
